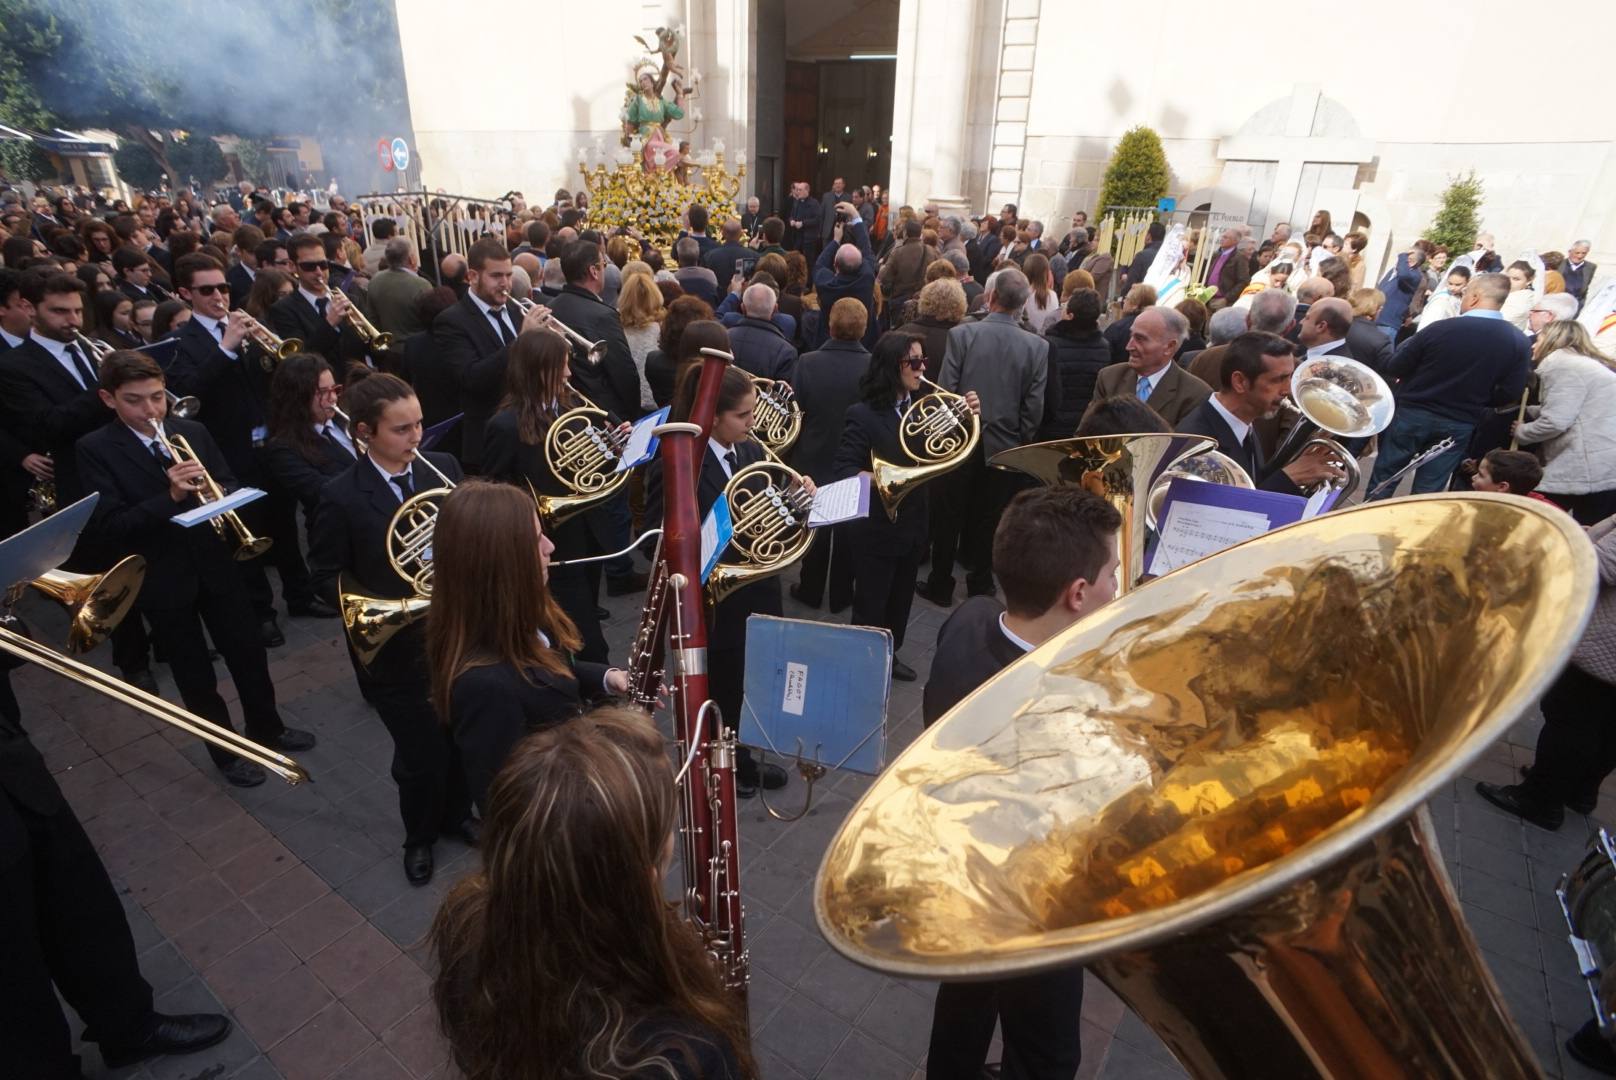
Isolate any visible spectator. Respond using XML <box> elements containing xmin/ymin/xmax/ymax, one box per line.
<box><xmin>1039</xmin><ymin>287</ymin><xmax>1110</xmax><ymax>440</ymax></box>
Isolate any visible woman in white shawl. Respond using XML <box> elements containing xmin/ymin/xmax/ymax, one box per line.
<box><xmin>1501</xmin><ymin>254</ymin><xmax>1546</xmax><ymax>331</ymax></box>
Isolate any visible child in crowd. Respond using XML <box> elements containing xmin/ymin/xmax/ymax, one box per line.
<box><xmin>1471</xmin><ymin>448</ymin><xmax>1563</xmax><ymax>510</ymax></box>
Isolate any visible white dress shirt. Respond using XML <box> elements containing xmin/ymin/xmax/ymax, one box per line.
<box><xmin>468</xmin><ymin>291</ymin><xmax>516</xmax><ymax>341</ymax></box>
<box><xmin>997</xmin><ymin>612</ymin><xmax>1036</xmax><ymax>654</ymax></box>
<box><xmin>31</xmin><ymin>333</ymin><xmax>94</xmax><ymax>389</ymax></box>
<box><xmin>710</xmin><ymin>437</ymin><xmax>740</xmax><ymax>478</ymax></box>
<box><xmin>1208</xmin><ymin>394</ymin><xmax>1253</xmax><ymax>448</ymax></box>
<box><xmin>191</xmin><ymin>312</ymin><xmax>238</xmax><ymax>359</ymax></box>
<box><xmin>369</xmin><ymin>456</ymin><xmax>414</xmax><ymax>500</ymax></box>
<box><xmin>316</xmin><ymin>419</ymin><xmax>357</xmax><ymax>458</ymax></box>
<box><xmin>1305</xmin><ymin>338</ymin><xmax>1347</xmax><ymax>361</ymax></box>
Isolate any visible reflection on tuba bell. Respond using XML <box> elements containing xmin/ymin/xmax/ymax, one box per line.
<box><xmin>1144</xmin><ymin>449</ymin><xmax>1255</xmax><ymax>531</ymax></box>
<box><xmin>338</xmin><ymin>576</ymin><xmax>430</xmax><ymax>669</ymax></box>
<box><xmin>872</xmin><ymin>376</ymin><xmax>978</xmax><ymax>520</ymax></box>
<box><xmin>706</xmin><ymin>455</ymin><xmax>816</xmax><ymax>605</ymax></box>
<box><xmin>991</xmin><ymin>433</ymin><xmax>1216</xmax><ymax>594</ymax></box>
<box><xmin>817</xmin><ymin>494</ymin><xmax>1596</xmax><ymax>1079</ymax></box>
<box><xmin>11</xmin><ymin>554</ymin><xmax>146</xmax><ymax>654</ymax></box>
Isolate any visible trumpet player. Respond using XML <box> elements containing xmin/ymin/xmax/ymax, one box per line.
<box><xmin>307</xmin><ymin>373</ymin><xmax>476</xmax><ymax>886</ymax></box>
<box><xmin>268</xmin><ymin>234</ymin><xmax>369</xmax><ymax>370</ymax></box>
<box><xmin>74</xmin><ymin>351</ymin><xmax>316</xmax><ymax>788</ymax></box>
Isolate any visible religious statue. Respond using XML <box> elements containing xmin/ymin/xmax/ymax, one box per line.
<box><xmin>622</xmin><ymin>26</ymin><xmax>696</xmax><ymax>173</ymax></box>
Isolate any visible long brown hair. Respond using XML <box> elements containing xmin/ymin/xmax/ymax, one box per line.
<box><xmin>426</xmin><ymin>481</ymin><xmax>581</xmax><ymax>718</ymax></box>
<box><xmin>430</xmin><ymin>707</ymin><xmax>756</xmax><ymax>1079</ymax></box>
<box><xmin>500</xmin><ymin>327</ymin><xmax>572</xmax><ymax>444</ymax></box>
<box><xmin>1024</xmin><ymin>252</ymin><xmax>1052</xmax><ymax>305</ymax></box>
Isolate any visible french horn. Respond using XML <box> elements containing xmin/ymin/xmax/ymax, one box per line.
<box><xmin>871</xmin><ymin>376</ymin><xmax>979</xmax><ymax>520</ymax></box>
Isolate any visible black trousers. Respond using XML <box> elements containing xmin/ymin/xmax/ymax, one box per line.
<box><xmin>1550</xmin><ymin>489</ymin><xmax>1616</xmax><ymax>528</ymax></box>
<box><xmin>144</xmin><ymin>579</ymin><xmax>286</xmax><ymax>770</ymax></box>
<box><xmin>549</xmin><ymin>564</ymin><xmax>608</xmax><ymax>664</ymax></box>
<box><xmin>360</xmin><ymin>674</ymin><xmax>471</xmax><ymax>848</ymax></box>
<box><xmin>850</xmin><ymin>541</ymin><xmax>922</xmax><ymax>652</ymax></box>
<box><xmin>110</xmin><ymin>610</ymin><xmax>152</xmax><ymax>676</ymax></box>
<box><xmin>1521</xmin><ymin>664</ymin><xmax>1616</xmax><ymax>809</ymax></box>
<box><xmin>926</xmin><ymin>965</ymin><xmax>1086</xmax><ymax>1080</ymax></box>
<box><xmin>796</xmin><ymin>523</ymin><xmax>854</xmax><ymax>610</ymax></box>
<box><xmin>927</xmin><ymin>450</ymin><xmax>1024</xmax><ymax>597</ymax></box>
<box><xmin>1</xmin><ymin>765</ymin><xmax>154</xmax><ymax>1079</ymax></box>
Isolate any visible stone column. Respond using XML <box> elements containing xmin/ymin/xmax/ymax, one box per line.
<box><xmin>890</xmin><ymin>0</ymin><xmax>979</xmax><ymax>215</ymax></box>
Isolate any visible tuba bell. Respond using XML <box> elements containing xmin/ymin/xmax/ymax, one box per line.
<box><xmin>11</xmin><ymin>554</ymin><xmax>146</xmax><ymax>654</ymax></box>
<box><xmin>991</xmin><ymin>433</ymin><xmax>1215</xmax><ymax>594</ymax></box>
<box><xmin>1144</xmin><ymin>449</ymin><xmax>1255</xmax><ymax>530</ymax></box>
<box><xmin>816</xmin><ymin>494</ymin><xmax>1596</xmax><ymax>1079</ymax></box>
<box><xmin>871</xmin><ymin>375</ymin><xmax>979</xmax><ymax>520</ymax></box>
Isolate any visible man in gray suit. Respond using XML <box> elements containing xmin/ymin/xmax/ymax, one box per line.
<box><xmin>1091</xmin><ymin>307</ymin><xmax>1212</xmax><ymax>428</ymax></box>
<box><xmin>366</xmin><ymin>237</ymin><xmax>432</xmax><ymax>338</ymax></box>
<box><xmin>919</xmin><ymin>267</ymin><xmax>1049</xmax><ymax>603</ymax></box>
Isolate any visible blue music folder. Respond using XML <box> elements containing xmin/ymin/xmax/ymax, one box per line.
<box><xmin>1147</xmin><ymin>477</ymin><xmax>1307</xmax><ymax>575</ymax></box>
<box><xmin>421</xmin><ymin>413</ymin><xmax>462</xmax><ymax>450</ymax></box>
<box><xmin>740</xmin><ymin>616</ymin><xmax>890</xmax><ymax>775</ymax></box>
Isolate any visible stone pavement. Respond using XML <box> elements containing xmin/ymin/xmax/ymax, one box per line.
<box><xmin>12</xmin><ymin>568</ymin><xmax>1612</xmax><ymax>1080</ymax></box>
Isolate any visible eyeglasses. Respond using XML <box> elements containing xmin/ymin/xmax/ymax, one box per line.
<box><xmin>315</xmin><ymin>385</ymin><xmax>344</xmax><ymax>399</ymax></box>
<box><xmin>297</xmin><ymin>260</ymin><xmax>331</xmax><ymax>272</ymax></box>
<box><xmin>190</xmin><ymin>283</ymin><xmax>227</xmax><ymax>296</ymax></box>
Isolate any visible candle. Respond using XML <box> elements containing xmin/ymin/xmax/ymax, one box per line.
<box><xmin>736</xmin><ymin>150</ymin><xmax>747</xmax><ymax>166</ymax></box>
<box><xmin>577</xmin><ymin>146</ymin><xmax>588</xmax><ymax>164</ymax></box>
<box><xmin>713</xmin><ymin>139</ymin><xmax>725</xmax><ymax>155</ymax></box>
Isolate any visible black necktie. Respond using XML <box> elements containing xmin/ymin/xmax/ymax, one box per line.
<box><xmin>724</xmin><ymin>449</ymin><xmax>739</xmax><ymax>475</ymax></box>
<box><xmin>390</xmin><ymin>473</ymin><xmax>413</xmax><ymax>500</ymax></box>
<box><xmin>150</xmin><ymin>440</ymin><xmax>172</xmax><ymax>467</ymax></box>
<box><xmin>65</xmin><ymin>343</ymin><xmax>96</xmax><ymax>388</ymax></box>
<box><xmin>316</xmin><ymin>296</ymin><xmax>329</xmax><ymax>319</ymax></box>
<box><xmin>489</xmin><ymin>308</ymin><xmax>514</xmax><ymax>345</ymax></box>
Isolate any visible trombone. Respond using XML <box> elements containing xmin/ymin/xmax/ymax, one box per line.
<box><xmin>515</xmin><ymin>299</ymin><xmax>607</xmax><ymax>365</ymax></box>
<box><xmin>74</xmin><ymin>331</ymin><xmax>199</xmax><ymax>417</ymax></box>
<box><xmin>152</xmin><ymin>423</ymin><xmax>273</xmax><ymax>560</ymax></box>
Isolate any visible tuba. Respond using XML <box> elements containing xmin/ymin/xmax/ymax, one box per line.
<box><xmin>1270</xmin><ymin>355</ymin><xmax>1395</xmax><ymax>498</ymax></box>
<box><xmin>991</xmin><ymin>433</ymin><xmax>1216</xmax><ymax>594</ymax></box>
<box><xmin>816</xmin><ymin>494</ymin><xmax>1594</xmax><ymax>1079</ymax></box>
<box><xmin>871</xmin><ymin>375</ymin><xmax>978</xmax><ymax>520</ymax></box>
<box><xmin>745</xmin><ymin>373</ymin><xmax>803</xmax><ymax>458</ymax></box>
<box><xmin>153</xmin><ymin>423</ymin><xmax>272</xmax><ymax>560</ymax></box>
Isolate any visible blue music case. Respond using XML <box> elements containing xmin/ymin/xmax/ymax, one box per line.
<box><xmin>740</xmin><ymin>616</ymin><xmax>890</xmax><ymax>775</ymax></box>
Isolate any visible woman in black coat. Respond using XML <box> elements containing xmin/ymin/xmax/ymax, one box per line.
<box><xmin>1039</xmin><ymin>288</ymin><xmax>1112</xmax><ymax>440</ymax></box>
<box><xmin>480</xmin><ymin>327</ymin><xmax>614</xmax><ymax>662</ymax></box>
<box><xmin>426</xmin><ymin>480</ymin><xmax>624</xmax><ymax>815</ymax></box>
<box><xmin>834</xmin><ymin>331</ymin><xmax>978</xmax><ymax>681</ymax></box>
<box><xmin>642</xmin><ymin>295</ymin><xmax>716</xmax><ymax>408</ymax></box>
<box><xmin>261</xmin><ymin>354</ymin><xmax>360</xmax><ymax>517</ymax></box>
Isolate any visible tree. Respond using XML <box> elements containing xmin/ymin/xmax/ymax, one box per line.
<box><xmin>113</xmin><ymin>138</ymin><xmax>164</xmax><ymax>189</ymax></box>
<box><xmin>0</xmin><ymin>137</ymin><xmax>54</xmax><ymax>181</ymax></box>
<box><xmin>1097</xmin><ymin>126</ymin><xmax>1170</xmax><ymax>220</ymax></box>
<box><xmin>1425</xmin><ymin>171</ymin><xmax>1484</xmax><ymax>256</ymax></box>
<box><xmin>234</xmin><ymin>138</ymin><xmax>272</xmax><ymax>187</ymax></box>
<box><xmin>170</xmin><ymin>133</ymin><xmax>227</xmax><ymax>186</ymax></box>
<box><xmin>0</xmin><ymin>0</ymin><xmax>61</xmax><ymax>181</ymax></box>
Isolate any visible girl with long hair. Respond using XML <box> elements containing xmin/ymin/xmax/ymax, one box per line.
<box><xmin>246</xmin><ymin>268</ymin><xmax>294</xmax><ymax>322</ymax></box>
<box><xmin>431</xmin><ymin>706</ymin><xmax>754</xmax><ymax>1079</ymax></box>
<box><xmin>618</xmin><ymin>271</ymin><xmax>666</xmax><ymax>411</ymax></box>
<box><xmin>1503</xmin><ymin>259</ymin><xmax>1538</xmax><ymax>330</ymax></box>
<box><xmin>261</xmin><ymin>353</ymin><xmax>359</xmax><ymax>516</ymax></box>
<box><xmin>426</xmin><ymin>481</ymin><xmax>627</xmax><ymax>811</ymax></box>
<box><xmin>835</xmin><ymin>331</ymin><xmax>977</xmax><ymax>681</ymax></box>
<box><xmin>1021</xmin><ymin>252</ymin><xmax>1060</xmax><ymax>335</ymax></box>
<box><xmin>481</xmin><ymin>326</ymin><xmax>613</xmax><ymax>663</ymax></box>
<box><xmin>308</xmin><ymin>373</ymin><xmax>475</xmax><ymax>885</ymax></box>
<box><xmin>93</xmin><ymin>290</ymin><xmax>142</xmax><ymax>350</ymax></box>
<box><xmin>1513</xmin><ymin>319</ymin><xmax>1616</xmax><ymax>523</ymax></box>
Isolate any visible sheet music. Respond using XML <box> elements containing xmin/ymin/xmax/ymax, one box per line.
<box><xmin>808</xmin><ymin>474</ymin><xmax>870</xmax><ymax>527</ymax></box>
<box><xmin>1150</xmin><ymin>500</ymin><xmax>1270</xmax><ymax>573</ymax></box>
<box><xmin>699</xmin><ymin>496</ymin><xmax>733</xmax><ymax>584</ymax></box>
<box><xmin>617</xmin><ymin>407</ymin><xmax>669</xmax><ymax>471</ymax></box>
<box><xmin>173</xmin><ymin>487</ymin><xmax>266</xmax><ymax>527</ymax></box>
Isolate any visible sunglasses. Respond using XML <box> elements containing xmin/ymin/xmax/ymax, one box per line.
<box><xmin>297</xmin><ymin>260</ymin><xmax>331</xmax><ymax>272</ymax></box>
<box><xmin>190</xmin><ymin>282</ymin><xmax>227</xmax><ymax>296</ymax></box>
<box><xmin>902</xmin><ymin>355</ymin><xmax>926</xmax><ymax>370</ymax></box>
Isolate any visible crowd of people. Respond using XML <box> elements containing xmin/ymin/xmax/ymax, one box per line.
<box><xmin>2</xmin><ymin>171</ymin><xmax>1614</xmax><ymax>1079</ymax></box>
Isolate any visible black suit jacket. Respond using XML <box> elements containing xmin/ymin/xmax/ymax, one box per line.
<box><xmin>545</xmin><ymin>285</ymin><xmax>643</xmax><ymax>422</ymax></box>
<box><xmin>481</xmin><ymin>407</ymin><xmax>606</xmax><ymax>560</ymax></box>
<box><xmin>834</xmin><ymin>398</ymin><xmax>928</xmax><ymax>554</ymax></box>
<box><xmin>433</xmin><ymin>292</ymin><xmax>526</xmax><ymax>468</ymax></box>
<box><xmin>703</xmin><ymin>241</ymin><xmax>752</xmax><ymax>284</ymax></box>
<box><xmin>118</xmin><ymin>280</ymin><xmax>168</xmax><ymax>306</ymax></box>
<box><xmin>227</xmin><ymin>263</ymin><xmax>255</xmax><ymax>310</ymax></box>
<box><xmin>397</xmin><ymin>330</ymin><xmax>462</xmax><ymax>459</ymax></box>
<box><xmin>0</xmin><ymin>337</ymin><xmax>112</xmax><ymax>505</ymax></box>
<box><xmin>922</xmin><ymin>595</ymin><xmax>1022</xmax><ymax>728</ymax></box>
<box><xmin>74</xmin><ymin>417</ymin><xmax>245</xmax><ymax>606</ymax></box>
<box><xmin>1344</xmin><ymin>319</ymin><xmax>1393</xmax><ymax>374</ymax></box>
<box><xmin>260</xmin><ymin>430</ymin><xmax>358</xmax><ymax>515</ymax></box>
<box><xmin>268</xmin><ymin>288</ymin><xmax>369</xmax><ymax>369</ymax></box>
<box><xmin>448</xmin><ymin>659</ymin><xmax>609</xmax><ymax>814</ymax></box>
<box><xmin>169</xmin><ymin>315</ymin><xmax>271</xmax><ymax>484</ymax></box>
<box><xmin>790</xmin><ymin>340</ymin><xmax>868</xmax><ymax>482</ymax></box>
<box><xmin>307</xmin><ymin>450</ymin><xmax>463</xmax><ymax>682</ymax></box>
<box><xmin>1175</xmin><ymin>398</ymin><xmax>1302</xmax><ymax>496</ymax></box>
<box><xmin>644</xmin><ymin>438</ymin><xmax>782</xmax><ymax>650</ymax></box>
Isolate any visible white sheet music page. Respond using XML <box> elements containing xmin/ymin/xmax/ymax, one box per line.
<box><xmin>1149</xmin><ymin>500</ymin><xmax>1271</xmax><ymax>574</ymax></box>
<box><xmin>808</xmin><ymin>474</ymin><xmax>871</xmax><ymax>526</ymax></box>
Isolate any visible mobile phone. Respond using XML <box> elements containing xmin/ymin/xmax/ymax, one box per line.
<box><xmin>737</xmin><ymin>257</ymin><xmax>758</xmax><ymax>278</ymax></box>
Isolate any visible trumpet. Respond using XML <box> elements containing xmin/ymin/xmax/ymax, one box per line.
<box><xmin>76</xmin><ymin>332</ymin><xmax>201</xmax><ymax>417</ymax></box>
<box><xmin>152</xmin><ymin>423</ymin><xmax>273</xmax><ymax>560</ymax></box>
<box><xmin>515</xmin><ymin>298</ymin><xmax>607</xmax><ymax>365</ymax></box>
<box><xmin>233</xmin><ymin>314</ymin><xmax>303</xmax><ymax>371</ymax></box>
<box><xmin>871</xmin><ymin>375</ymin><xmax>977</xmax><ymax>520</ymax></box>
<box><xmin>331</xmin><ymin>292</ymin><xmax>392</xmax><ymax>352</ymax></box>
<box><xmin>745</xmin><ymin>372</ymin><xmax>803</xmax><ymax>458</ymax></box>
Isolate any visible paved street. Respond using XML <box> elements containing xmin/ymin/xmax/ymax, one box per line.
<box><xmin>13</xmin><ymin>567</ymin><xmax>1611</xmax><ymax>1080</ymax></box>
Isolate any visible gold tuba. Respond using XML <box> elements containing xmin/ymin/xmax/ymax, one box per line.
<box><xmin>816</xmin><ymin>495</ymin><xmax>1595</xmax><ymax>1079</ymax></box>
<box><xmin>705</xmin><ymin>451</ymin><xmax>816</xmax><ymax>605</ymax></box>
<box><xmin>991</xmin><ymin>433</ymin><xmax>1215</xmax><ymax>594</ymax></box>
<box><xmin>1271</xmin><ymin>354</ymin><xmax>1395</xmax><ymax>498</ymax></box>
<box><xmin>153</xmin><ymin>424</ymin><xmax>272</xmax><ymax>560</ymax></box>
<box><xmin>871</xmin><ymin>375</ymin><xmax>979</xmax><ymax>520</ymax></box>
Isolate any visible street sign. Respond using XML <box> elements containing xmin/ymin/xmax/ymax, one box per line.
<box><xmin>1157</xmin><ymin>197</ymin><xmax>1177</xmax><ymax>213</ymax></box>
<box><xmin>391</xmin><ymin>138</ymin><xmax>410</xmax><ymax>173</ymax></box>
<box><xmin>377</xmin><ymin>139</ymin><xmax>394</xmax><ymax>172</ymax></box>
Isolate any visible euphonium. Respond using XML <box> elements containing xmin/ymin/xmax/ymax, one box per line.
<box><xmin>871</xmin><ymin>375</ymin><xmax>978</xmax><ymax>520</ymax></box>
<box><xmin>745</xmin><ymin>373</ymin><xmax>803</xmax><ymax>457</ymax></box>
<box><xmin>537</xmin><ymin>383</ymin><xmax>631</xmax><ymax>528</ymax></box>
<box><xmin>705</xmin><ymin>448</ymin><xmax>816</xmax><ymax>606</ymax></box>
<box><xmin>10</xmin><ymin>554</ymin><xmax>145</xmax><ymax>654</ymax></box>
<box><xmin>817</xmin><ymin>494</ymin><xmax>1596</xmax><ymax>1079</ymax></box>
<box><xmin>1270</xmin><ymin>354</ymin><xmax>1395</xmax><ymax>498</ymax></box>
<box><xmin>385</xmin><ymin>449</ymin><xmax>457</xmax><ymax>595</ymax></box>
<box><xmin>153</xmin><ymin>423</ymin><xmax>272</xmax><ymax>560</ymax></box>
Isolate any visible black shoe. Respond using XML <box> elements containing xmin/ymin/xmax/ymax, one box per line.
<box><xmin>219</xmin><ymin>759</ymin><xmax>266</xmax><ymax>788</ymax></box>
<box><xmin>259</xmin><ymin>617</ymin><xmax>285</xmax><ymax>648</ymax></box>
<box><xmin>1475</xmin><ymin>781</ymin><xmax>1564</xmax><ymax>830</ymax></box>
<box><xmin>404</xmin><ymin>844</ymin><xmax>434</xmax><ymax>885</ymax></box>
<box><xmin>273</xmin><ymin>727</ymin><xmax>317</xmax><ymax>752</ymax></box>
<box><xmin>736</xmin><ymin>775</ymin><xmax>759</xmax><ymax>799</ymax></box>
<box><xmin>456</xmin><ymin>817</ymin><xmax>482</xmax><ymax>847</ymax></box>
<box><xmin>99</xmin><ymin>1011</ymin><xmax>232</xmax><ymax>1068</ymax></box>
<box><xmin>1519</xmin><ymin>764</ymin><xmax>1598</xmax><ymax>814</ymax></box>
<box><xmin>915</xmin><ymin>582</ymin><xmax>954</xmax><ymax>607</ymax></box>
<box><xmin>605</xmin><ymin>572</ymin><xmax>649</xmax><ymax>596</ymax></box>
<box><xmin>288</xmin><ymin>597</ymin><xmax>340</xmax><ymax>619</ymax></box>
<box><xmin>966</xmin><ymin>584</ymin><xmax>997</xmax><ymax>598</ymax></box>
<box><xmin>121</xmin><ymin>667</ymin><xmax>159</xmax><ymax>695</ymax></box>
<box><xmin>789</xmin><ymin>584</ymin><xmax>823</xmax><ymax>610</ymax></box>
<box><xmin>1566</xmin><ymin>1019</ymin><xmax>1616</xmax><ymax>1074</ymax></box>
<box><xmin>595</xmin><ymin>606</ymin><xmax>611</xmax><ymax>621</ymax></box>
<box><xmin>891</xmin><ymin>659</ymin><xmax>917</xmax><ymax>682</ymax></box>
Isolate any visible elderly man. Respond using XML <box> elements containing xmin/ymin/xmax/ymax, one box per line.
<box><xmin>1270</xmin><ymin>221</ymin><xmax>1292</xmax><ymax>245</ymax></box>
<box><xmin>1207</xmin><ymin>227</ymin><xmax>1252</xmax><ymax>309</ymax></box>
<box><xmin>811</xmin><ymin>202</ymin><xmax>877</xmax><ymax>350</ymax></box>
<box><xmin>1366</xmin><ymin>273</ymin><xmax>1531</xmax><ymax>497</ymax></box>
<box><xmin>1472</xmin><ymin>232</ymin><xmax>1503</xmax><ymax>273</ymax></box>
<box><xmin>786</xmin><ymin>180</ymin><xmax>821</xmax><ymax>257</ymax></box>
<box><xmin>1092</xmin><ymin>307</ymin><xmax>1212</xmax><ymax>427</ymax></box>
<box><xmin>739</xmin><ymin>195</ymin><xmax>765</xmax><ymax>238</ymax></box>
<box><xmin>938</xmin><ymin>216</ymin><xmax>967</xmax><ymax>257</ymax></box>
<box><xmin>208</xmin><ymin>203</ymin><xmax>240</xmax><ymax>236</ymax></box>
<box><xmin>919</xmin><ymin>268</ymin><xmax>1048</xmax><ymax>604</ymax></box>
<box><xmin>1291</xmin><ymin>276</ymin><xmax>1333</xmax><ymax>332</ymax></box>
<box><xmin>818</xmin><ymin>177</ymin><xmax>847</xmax><ymax>249</ymax></box>
<box><xmin>440</xmin><ymin>252</ymin><xmax>468</xmax><ymax>296</ymax></box>
<box><xmin>727</xmin><ymin>283</ymin><xmax>796</xmax><ymax>382</ymax></box>
<box><xmin>1562</xmin><ymin>240</ymin><xmax>1597</xmax><ymax>308</ymax></box>
<box><xmin>1530</xmin><ymin>292</ymin><xmax>1580</xmax><ymax>336</ymax></box>
<box><xmin>1295</xmin><ymin>297</ymin><xmax>1354</xmax><ymax>360</ymax></box>
<box><xmin>1189</xmin><ymin>288</ymin><xmax>1296</xmax><ymax>396</ymax></box>
<box><xmin>368</xmin><ymin>237</ymin><xmax>433</xmax><ymax>337</ymax></box>
<box><xmin>1181</xmin><ymin>304</ymin><xmax>1246</xmax><ymax>372</ymax></box>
